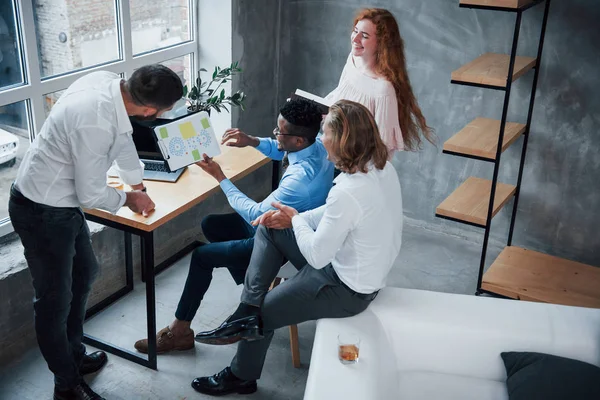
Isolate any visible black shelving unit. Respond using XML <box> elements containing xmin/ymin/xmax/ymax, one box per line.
<box><xmin>436</xmin><ymin>0</ymin><xmax>552</xmax><ymax>296</ymax></box>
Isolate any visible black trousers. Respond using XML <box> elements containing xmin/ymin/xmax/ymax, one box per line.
<box><xmin>174</xmin><ymin>213</ymin><xmax>255</xmax><ymax>321</ymax></box>
<box><xmin>9</xmin><ymin>185</ymin><xmax>99</xmax><ymax>390</ymax></box>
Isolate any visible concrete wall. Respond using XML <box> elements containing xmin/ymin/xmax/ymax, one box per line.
<box><xmin>276</xmin><ymin>0</ymin><xmax>600</xmax><ymax>267</ymax></box>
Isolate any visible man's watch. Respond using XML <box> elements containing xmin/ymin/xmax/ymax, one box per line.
<box><xmin>141</xmin><ymin>186</ymin><xmax>147</xmax><ymax>193</ymax></box>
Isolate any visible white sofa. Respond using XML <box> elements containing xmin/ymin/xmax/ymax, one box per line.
<box><xmin>304</xmin><ymin>288</ymin><xmax>600</xmax><ymax>400</ymax></box>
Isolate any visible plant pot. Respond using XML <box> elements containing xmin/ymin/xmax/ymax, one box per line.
<box><xmin>187</xmin><ymin>106</ymin><xmax>210</xmax><ymax>116</ymax></box>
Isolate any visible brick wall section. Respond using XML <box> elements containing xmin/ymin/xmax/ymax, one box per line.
<box><xmin>34</xmin><ymin>0</ymin><xmax>73</xmax><ymax>76</ymax></box>
<box><xmin>35</xmin><ymin>0</ymin><xmax>189</xmax><ymax>76</ymax></box>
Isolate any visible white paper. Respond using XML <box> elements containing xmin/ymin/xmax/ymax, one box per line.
<box><xmin>153</xmin><ymin>111</ymin><xmax>221</xmax><ymax>171</ymax></box>
<box><xmin>294</xmin><ymin>89</ymin><xmax>332</xmax><ymax>107</ymax></box>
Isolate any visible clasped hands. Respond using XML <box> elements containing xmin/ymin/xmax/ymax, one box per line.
<box><xmin>251</xmin><ymin>202</ymin><xmax>299</xmax><ymax>230</ymax></box>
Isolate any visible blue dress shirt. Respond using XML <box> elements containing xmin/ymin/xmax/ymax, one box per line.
<box><xmin>219</xmin><ymin>137</ymin><xmax>333</xmax><ymax>227</ymax></box>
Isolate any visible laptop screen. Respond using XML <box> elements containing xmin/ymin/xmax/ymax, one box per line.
<box><xmin>130</xmin><ymin>118</ymin><xmax>166</xmax><ymax>161</ymax></box>
<box><xmin>130</xmin><ymin>108</ymin><xmax>201</xmax><ymax>161</ymax></box>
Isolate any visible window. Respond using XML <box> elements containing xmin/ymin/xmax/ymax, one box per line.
<box><xmin>131</xmin><ymin>0</ymin><xmax>191</xmax><ymax>55</ymax></box>
<box><xmin>0</xmin><ymin>100</ymin><xmax>30</xmax><ymax>223</ymax></box>
<box><xmin>33</xmin><ymin>0</ymin><xmax>120</xmax><ymax>78</ymax></box>
<box><xmin>0</xmin><ymin>0</ymin><xmax>197</xmax><ymax>237</ymax></box>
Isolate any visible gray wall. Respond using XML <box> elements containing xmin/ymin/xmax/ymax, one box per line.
<box><xmin>233</xmin><ymin>0</ymin><xmax>282</xmax><ymax>136</ymax></box>
<box><xmin>269</xmin><ymin>0</ymin><xmax>600</xmax><ymax>267</ymax></box>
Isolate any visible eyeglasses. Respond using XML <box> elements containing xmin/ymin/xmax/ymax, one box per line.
<box><xmin>272</xmin><ymin>127</ymin><xmax>300</xmax><ymax>137</ymax></box>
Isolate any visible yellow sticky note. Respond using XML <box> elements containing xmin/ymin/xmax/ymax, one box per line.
<box><xmin>179</xmin><ymin>121</ymin><xmax>196</xmax><ymax>139</ymax></box>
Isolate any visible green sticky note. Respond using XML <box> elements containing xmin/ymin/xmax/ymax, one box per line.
<box><xmin>192</xmin><ymin>149</ymin><xmax>201</xmax><ymax>161</ymax></box>
<box><xmin>179</xmin><ymin>121</ymin><xmax>196</xmax><ymax>139</ymax></box>
<box><xmin>159</xmin><ymin>127</ymin><xmax>168</xmax><ymax>139</ymax></box>
<box><xmin>201</xmin><ymin>118</ymin><xmax>210</xmax><ymax>129</ymax></box>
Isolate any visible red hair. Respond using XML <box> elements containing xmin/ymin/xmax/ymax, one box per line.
<box><xmin>354</xmin><ymin>8</ymin><xmax>435</xmax><ymax>151</ymax></box>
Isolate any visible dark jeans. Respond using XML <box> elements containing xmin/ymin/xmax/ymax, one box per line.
<box><xmin>174</xmin><ymin>213</ymin><xmax>255</xmax><ymax>321</ymax></box>
<box><xmin>8</xmin><ymin>185</ymin><xmax>99</xmax><ymax>390</ymax></box>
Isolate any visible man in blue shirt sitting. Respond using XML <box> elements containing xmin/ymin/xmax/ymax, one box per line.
<box><xmin>134</xmin><ymin>99</ymin><xmax>333</xmax><ymax>354</ymax></box>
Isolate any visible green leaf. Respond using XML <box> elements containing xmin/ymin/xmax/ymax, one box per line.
<box><xmin>220</xmin><ymin>89</ymin><xmax>225</xmax><ymax>100</ymax></box>
<box><xmin>212</xmin><ymin>67</ymin><xmax>217</xmax><ymax>80</ymax></box>
<box><xmin>196</xmin><ymin>76</ymin><xmax>201</xmax><ymax>87</ymax></box>
<box><xmin>200</xmin><ymin>68</ymin><xmax>207</xmax><ymax>72</ymax></box>
<box><xmin>183</xmin><ymin>85</ymin><xmax>188</xmax><ymax>97</ymax></box>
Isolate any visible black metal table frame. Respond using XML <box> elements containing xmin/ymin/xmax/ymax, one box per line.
<box><xmin>82</xmin><ymin>160</ymin><xmax>280</xmax><ymax>370</ymax></box>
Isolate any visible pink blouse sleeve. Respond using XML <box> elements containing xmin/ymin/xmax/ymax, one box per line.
<box><xmin>325</xmin><ymin>54</ymin><xmax>352</xmax><ymax>101</ymax></box>
<box><xmin>373</xmin><ymin>90</ymin><xmax>404</xmax><ymax>153</ymax></box>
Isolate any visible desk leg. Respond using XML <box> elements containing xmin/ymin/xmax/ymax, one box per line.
<box><xmin>141</xmin><ymin>231</ymin><xmax>157</xmax><ymax>370</ymax></box>
<box><xmin>125</xmin><ymin>231</ymin><xmax>133</xmax><ymax>291</ymax></box>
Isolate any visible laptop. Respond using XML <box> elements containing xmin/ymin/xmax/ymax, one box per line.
<box><xmin>131</xmin><ymin>116</ymin><xmax>187</xmax><ymax>183</ymax></box>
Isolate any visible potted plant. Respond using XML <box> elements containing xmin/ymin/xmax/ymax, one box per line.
<box><xmin>183</xmin><ymin>61</ymin><xmax>247</xmax><ymax>115</ymax></box>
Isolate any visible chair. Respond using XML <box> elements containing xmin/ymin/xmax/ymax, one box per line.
<box><xmin>270</xmin><ymin>261</ymin><xmax>301</xmax><ymax>368</ymax></box>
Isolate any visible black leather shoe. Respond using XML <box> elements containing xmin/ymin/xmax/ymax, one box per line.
<box><xmin>79</xmin><ymin>351</ymin><xmax>108</xmax><ymax>375</ymax></box>
<box><xmin>191</xmin><ymin>367</ymin><xmax>257</xmax><ymax>396</ymax></box>
<box><xmin>195</xmin><ymin>315</ymin><xmax>263</xmax><ymax>345</ymax></box>
<box><xmin>54</xmin><ymin>380</ymin><xmax>105</xmax><ymax>400</ymax></box>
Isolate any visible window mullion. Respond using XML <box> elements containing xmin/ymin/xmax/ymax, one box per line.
<box><xmin>17</xmin><ymin>0</ymin><xmax>44</xmax><ymax>135</ymax></box>
<box><xmin>118</xmin><ymin>0</ymin><xmax>134</xmax><ymax>78</ymax></box>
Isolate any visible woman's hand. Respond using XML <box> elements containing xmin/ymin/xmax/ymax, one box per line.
<box><xmin>251</xmin><ymin>202</ymin><xmax>299</xmax><ymax>229</ymax></box>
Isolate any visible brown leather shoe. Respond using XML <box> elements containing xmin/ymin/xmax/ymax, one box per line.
<box><xmin>134</xmin><ymin>326</ymin><xmax>194</xmax><ymax>354</ymax></box>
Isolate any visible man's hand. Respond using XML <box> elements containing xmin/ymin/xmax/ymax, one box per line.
<box><xmin>125</xmin><ymin>190</ymin><xmax>155</xmax><ymax>217</ymax></box>
<box><xmin>251</xmin><ymin>202</ymin><xmax>299</xmax><ymax>230</ymax></box>
<box><xmin>196</xmin><ymin>153</ymin><xmax>227</xmax><ymax>182</ymax></box>
<box><xmin>221</xmin><ymin>128</ymin><xmax>260</xmax><ymax>148</ymax></box>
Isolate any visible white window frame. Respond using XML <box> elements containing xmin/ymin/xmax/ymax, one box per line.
<box><xmin>0</xmin><ymin>0</ymin><xmax>199</xmax><ymax>237</ymax></box>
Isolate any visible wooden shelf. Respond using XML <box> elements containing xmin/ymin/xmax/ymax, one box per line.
<box><xmin>443</xmin><ymin>118</ymin><xmax>526</xmax><ymax>160</ymax></box>
<box><xmin>460</xmin><ymin>0</ymin><xmax>535</xmax><ymax>9</ymax></box>
<box><xmin>436</xmin><ymin>177</ymin><xmax>516</xmax><ymax>227</ymax></box>
<box><xmin>452</xmin><ymin>53</ymin><xmax>536</xmax><ymax>88</ymax></box>
<box><xmin>483</xmin><ymin>246</ymin><xmax>600</xmax><ymax>308</ymax></box>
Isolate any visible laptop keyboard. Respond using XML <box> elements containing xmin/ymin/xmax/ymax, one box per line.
<box><xmin>143</xmin><ymin>161</ymin><xmax>169</xmax><ymax>172</ymax></box>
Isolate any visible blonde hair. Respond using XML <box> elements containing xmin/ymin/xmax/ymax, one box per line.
<box><xmin>326</xmin><ymin>100</ymin><xmax>388</xmax><ymax>173</ymax></box>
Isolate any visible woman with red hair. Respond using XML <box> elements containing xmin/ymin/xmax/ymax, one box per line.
<box><xmin>326</xmin><ymin>8</ymin><xmax>435</xmax><ymax>156</ymax></box>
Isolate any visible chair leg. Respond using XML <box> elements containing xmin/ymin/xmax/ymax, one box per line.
<box><xmin>271</xmin><ymin>276</ymin><xmax>300</xmax><ymax>367</ymax></box>
<box><xmin>270</xmin><ymin>277</ymin><xmax>282</xmax><ymax>290</ymax></box>
<box><xmin>289</xmin><ymin>324</ymin><xmax>301</xmax><ymax>368</ymax></box>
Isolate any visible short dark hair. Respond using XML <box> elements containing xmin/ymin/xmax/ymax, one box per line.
<box><xmin>280</xmin><ymin>98</ymin><xmax>322</xmax><ymax>142</ymax></box>
<box><xmin>126</xmin><ymin>64</ymin><xmax>183</xmax><ymax>109</ymax></box>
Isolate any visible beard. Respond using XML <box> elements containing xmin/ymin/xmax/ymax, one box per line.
<box><xmin>133</xmin><ymin>111</ymin><xmax>159</xmax><ymax>122</ymax></box>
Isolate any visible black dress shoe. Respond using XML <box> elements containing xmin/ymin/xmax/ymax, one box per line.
<box><xmin>191</xmin><ymin>367</ymin><xmax>257</xmax><ymax>396</ymax></box>
<box><xmin>79</xmin><ymin>351</ymin><xmax>108</xmax><ymax>375</ymax></box>
<box><xmin>54</xmin><ymin>380</ymin><xmax>105</xmax><ymax>400</ymax></box>
<box><xmin>195</xmin><ymin>315</ymin><xmax>263</xmax><ymax>345</ymax></box>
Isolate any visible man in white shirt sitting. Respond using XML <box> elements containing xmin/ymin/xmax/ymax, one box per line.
<box><xmin>192</xmin><ymin>100</ymin><xmax>404</xmax><ymax>396</ymax></box>
<box><xmin>8</xmin><ymin>65</ymin><xmax>183</xmax><ymax>400</ymax></box>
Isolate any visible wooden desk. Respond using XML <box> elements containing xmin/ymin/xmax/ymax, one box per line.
<box><xmin>83</xmin><ymin>145</ymin><xmax>272</xmax><ymax>370</ymax></box>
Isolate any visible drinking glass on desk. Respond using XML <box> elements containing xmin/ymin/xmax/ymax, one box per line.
<box><xmin>338</xmin><ymin>333</ymin><xmax>360</xmax><ymax>364</ymax></box>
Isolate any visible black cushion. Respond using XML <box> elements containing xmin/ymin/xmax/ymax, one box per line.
<box><xmin>501</xmin><ymin>351</ymin><xmax>600</xmax><ymax>400</ymax></box>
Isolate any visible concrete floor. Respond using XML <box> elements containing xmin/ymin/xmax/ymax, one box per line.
<box><xmin>0</xmin><ymin>223</ymin><xmax>500</xmax><ymax>400</ymax></box>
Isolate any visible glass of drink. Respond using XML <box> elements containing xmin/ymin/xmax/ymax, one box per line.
<box><xmin>338</xmin><ymin>333</ymin><xmax>360</xmax><ymax>364</ymax></box>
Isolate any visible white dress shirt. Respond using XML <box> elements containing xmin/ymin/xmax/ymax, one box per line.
<box><xmin>291</xmin><ymin>161</ymin><xmax>403</xmax><ymax>294</ymax></box>
<box><xmin>15</xmin><ymin>71</ymin><xmax>143</xmax><ymax>214</ymax></box>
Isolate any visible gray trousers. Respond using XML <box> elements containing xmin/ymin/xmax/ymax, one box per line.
<box><xmin>231</xmin><ymin>225</ymin><xmax>372</xmax><ymax>380</ymax></box>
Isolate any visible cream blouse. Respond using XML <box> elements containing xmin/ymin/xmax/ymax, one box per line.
<box><xmin>325</xmin><ymin>53</ymin><xmax>404</xmax><ymax>153</ymax></box>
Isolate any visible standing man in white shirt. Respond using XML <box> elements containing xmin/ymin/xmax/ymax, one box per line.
<box><xmin>192</xmin><ymin>100</ymin><xmax>403</xmax><ymax>396</ymax></box>
<box><xmin>8</xmin><ymin>64</ymin><xmax>183</xmax><ymax>400</ymax></box>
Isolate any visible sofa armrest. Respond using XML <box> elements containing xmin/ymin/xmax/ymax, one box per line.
<box><xmin>303</xmin><ymin>308</ymin><xmax>397</xmax><ymax>400</ymax></box>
